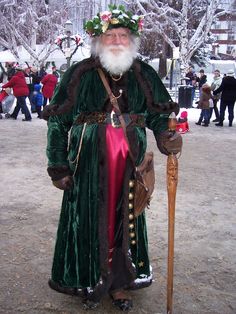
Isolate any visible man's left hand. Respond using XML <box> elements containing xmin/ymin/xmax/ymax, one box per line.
<box><xmin>157</xmin><ymin>130</ymin><xmax>182</xmax><ymax>156</ymax></box>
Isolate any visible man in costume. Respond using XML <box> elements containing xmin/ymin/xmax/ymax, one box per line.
<box><xmin>44</xmin><ymin>5</ymin><xmax>182</xmax><ymax>311</ymax></box>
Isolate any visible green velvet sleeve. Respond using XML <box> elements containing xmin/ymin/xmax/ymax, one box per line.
<box><xmin>141</xmin><ymin>62</ymin><xmax>171</xmax><ymax>135</ymax></box>
<box><xmin>46</xmin><ymin>114</ymin><xmax>73</xmax><ymax>169</ymax></box>
<box><xmin>145</xmin><ymin>111</ymin><xmax>169</xmax><ymax>135</ymax></box>
<box><xmin>46</xmin><ymin>65</ymin><xmax>79</xmax><ymax>178</ymax></box>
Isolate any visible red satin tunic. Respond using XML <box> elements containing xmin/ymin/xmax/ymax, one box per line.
<box><xmin>106</xmin><ymin>124</ymin><xmax>129</xmax><ymax>264</ymax></box>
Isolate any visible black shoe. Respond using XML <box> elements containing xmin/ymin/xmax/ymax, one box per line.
<box><xmin>215</xmin><ymin>122</ymin><xmax>223</xmax><ymax>127</ymax></box>
<box><xmin>111</xmin><ymin>298</ymin><xmax>133</xmax><ymax>311</ymax></box>
<box><xmin>202</xmin><ymin>124</ymin><xmax>209</xmax><ymax>127</ymax></box>
<box><xmin>229</xmin><ymin>122</ymin><xmax>232</xmax><ymax>127</ymax></box>
<box><xmin>212</xmin><ymin>119</ymin><xmax>219</xmax><ymax>122</ymax></box>
<box><xmin>195</xmin><ymin>122</ymin><xmax>201</xmax><ymax>125</ymax></box>
<box><xmin>22</xmin><ymin>118</ymin><xmax>32</xmax><ymax>121</ymax></box>
<box><xmin>110</xmin><ymin>291</ymin><xmax>133</xmax><ymax>311</ymax></box>
<box><xmin>82</xmin><ymin>298</ymin><xmax>100</xmax><ymax>310</ymax></box>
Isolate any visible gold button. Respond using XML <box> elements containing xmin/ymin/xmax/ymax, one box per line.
<box><xmin>129</xmin><ymin>223</ymin><xmax>134</xmax><ymax>229</ymax></box>
<box><xmin>129</xmin><ymin>180</ymin><xmax>135</xmax><ymax>188</ymax></box>
<box><xmin>129</xmin><ymin>203</ymin><xmax>133</xmax><ymax>210</ymax></box>
<box><xmin>131</xmin><ymin>240</ymin><xmax>136</xmax><ymax>245</ymax></box>
<box><xmin>130</xmin><ymin>232</ymin><xmax>135</xmax><ymax>238</ymax></box>
<box><xmin>129</xmin><ymin>213</ymin><xmax>134</xmax><ymax>220</ymax></box>
<box><xmin>128</xmin><ymin>193</ymin><xmax>134</xmax><ymax>200</ymax></box>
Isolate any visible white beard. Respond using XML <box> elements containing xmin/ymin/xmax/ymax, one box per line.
<box><xmin>91</xmin><ymin>38</ymin><xmax>139</xmax><ymax>75</ymax></box>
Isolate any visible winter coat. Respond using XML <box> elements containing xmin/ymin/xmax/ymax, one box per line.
<box><xmin>2</xmin><ymin>71</ymin><xmax>29</xmax><ymax>97</ymax></box>
<box><xmin>196</xmin><ymin>74</ymin><xmax>207</xmax><ymax>89</ymax></box>
<box><xmin>185</xmin><ymin>71</ymin><xmax>197</xmax><ymax>86</ymax></box>
<box><xmin>32</xmin><ymin>84</ymin><xmax>44</xmax><ymax>107</ymax></box>
<box><xmin>44</xmin><ymin>57</ymin><xmax>179</xmax><ymax>295</ymax></box>
<box><xmin>211</xmin><ymin>76</ymin><xmax>222</xmax><ymax>100</ymax></box>
<box><xmin>213</xmin><ymin>76</ymin><xmax>236</xmax><ymax>103</ymax></box>
<box><xmin>41</xmin><ymin>74</ymin><xmax>58</xmax><ymax>99</ymax></box>
<box><xmin>198</xmin><ymin>90</ymin><xmax>211</xmax><ymax>109</ymax></box>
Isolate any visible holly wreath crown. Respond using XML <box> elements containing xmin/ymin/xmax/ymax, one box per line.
<box><xmin>84</xmin><ymin>4</ymin><xmax>144</xmax><ymax>37</ymax></box>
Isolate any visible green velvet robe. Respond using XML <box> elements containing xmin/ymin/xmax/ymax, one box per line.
<box><xmin>45</xmin><ymin>57</ymin><xmax>178</xmax><ymax>300</ymax></box>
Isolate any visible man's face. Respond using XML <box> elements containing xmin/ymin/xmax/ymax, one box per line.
<box><xmin>214</xmin><ymin>71</ymin><xmax>220</xmax><ymax>77</ymax></box>
<box><xmin>94</xmin><ymin>27</ymin><xmax>138</xmax><ymax>75</ymax></box>
<box><xmin>100</xmin><ymin>28</ymin><xmax>131</xmax><ymax>54</ymax></box>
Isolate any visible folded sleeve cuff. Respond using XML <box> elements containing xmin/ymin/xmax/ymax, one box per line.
<box><xmin>47</xmin><ymin>165</ymin><xmax>72</xmax><ymax>181</ymax></box>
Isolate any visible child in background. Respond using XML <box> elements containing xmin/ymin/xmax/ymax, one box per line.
<box><xmin>195</xmin><ymin>84</ymin><xmax>212</xmax><ymax>127</ymax></box>
<box><xmin>32</xmin><ymin>84</ymin><xmax>43</xmax><ymax>119</ymax></box>
<box><xmin>176</xmin><ymin>110</ymin><xmax>189</xmax><ymax>134</ymax></box>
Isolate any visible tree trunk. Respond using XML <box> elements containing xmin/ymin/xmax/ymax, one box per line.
<box><xmin>158</xmin><ymin>54</ymin><xmax>167</xmax><ymax>79</ymax></box>
<box><xmin>158</xmin><ymin>41</ymin><xmax>168</xmax><ymax>79</ymax></box>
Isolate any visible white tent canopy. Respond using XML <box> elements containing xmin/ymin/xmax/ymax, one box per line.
<box><xmin>0</xmin><ymin>50</ymin><xmax>17</xmax><ymax>62</ymax></box>
<box><xmin>0</xmin><ymin>44</ymin><xmax>91</xmax><ymax>67</ymax></box>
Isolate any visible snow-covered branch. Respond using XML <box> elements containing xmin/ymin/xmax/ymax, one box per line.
<box><xmin>126</xmin><ymin>0</ymin><xmax>226</xmax><ymax>67</ymax></box>
<box><xmin>0</xmin><ymin>0</ymin><xmax>69</xmax><ymax>66</ymax></box>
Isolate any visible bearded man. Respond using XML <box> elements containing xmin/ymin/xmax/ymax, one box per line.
<box><xmin>43</xmin><ymin>5</ymin><xmax>182</xmax><ymax>312</ymax></box>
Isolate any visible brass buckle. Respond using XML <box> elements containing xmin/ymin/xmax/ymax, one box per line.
<box><xmin>111</xmin><ymin>110</ymin><xmax>121</xmax><ymax>128</ymax></box>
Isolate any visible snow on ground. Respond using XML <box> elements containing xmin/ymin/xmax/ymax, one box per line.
<box><xmin>1</xmin><ymin>107</ymin><xmax>236</xmax><ymax>313</ymax></box>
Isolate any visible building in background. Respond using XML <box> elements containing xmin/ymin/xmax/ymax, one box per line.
<box><xmin>211</xmin><ymin>0</ymin><xmax>236</xmax><ymax>60</ymax></box>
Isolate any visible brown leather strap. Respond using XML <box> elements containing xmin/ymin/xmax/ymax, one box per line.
<box><xmin>97</xmin><ymin>68</ymin><xmax>136</xmax><ymax>166</ymax></box>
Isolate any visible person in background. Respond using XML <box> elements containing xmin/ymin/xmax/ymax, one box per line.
<box><xmin>196</xmin><ymin>69</ymin><xmax>207</xmax><ymax>96</ymax></box>
<box><xmin>185</xmin><ymin>66</ymin><xmax>197</xmax><ymax>105</ymax></box>
<box><xmin>195</xmin><ymin>84</ymin><xmax>212</xmax><ymax>127</ymax></box>
<box><xmin>2</xmin><ymin>65</ymin><xmax>31</xmax><ymax>121</ymax></box>
<box><xmin>209</xmin><ymin>69</ymin><xmax>222</xmax><ymax>122</ymax></box>
<box><xmin>24</xmin><ymin>66</ymin><xmax>35</xmax><ymax>112</ymax></box>
<box><xmin>213</xmin><ymin>69</ymin><xmax>236</xmax><ymax>127</ymax></box>
<box><xmin>39</xmin><ymin>66</ymin><xmax>47</xmax><ymax>81</ymax></box>
<box><xmin>41</xmin><ymin>72</ymin><xmax>58</xmax><ymax>107</ymax></box>
<box><xmin>176</xmin><ymin>110</ymin><xmax>189</xmax><ymax>134</ymax></box>
<box><xmin>30</xmin><ymin>67</ymin><xmax>41</xmax><ymax>85</ymax></box>
<box><xmin>43</xmin><ymin>4</ymin><xmax>182</xmax><ymax>312</ymax></box>
<box><xmin>6</xmin><ymin>62</ymin><xmax>16</xmax><ymax>81</ymax></box>
<box><xmin>185</xmin><ymin>66</ymin><xmax>196</xmax><ymax>84</ymax></box>
<box><xmin>32</xmin><ymin>83</ymin><xmax>44</xmax><ymax>119</ymax></box>
<box><xmin>52</xmin><ymin>66</ymin><xmax>60</xmax><ymax>80</ymax></box>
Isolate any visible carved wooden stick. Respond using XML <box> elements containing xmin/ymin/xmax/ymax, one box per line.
<box><xmin>167</xmin><ymin>112</ymin><xmax>178</xmax><ymax>314</ymax></box>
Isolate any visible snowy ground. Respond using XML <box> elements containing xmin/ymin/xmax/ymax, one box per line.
<box><xmin>0</xmin><ymin>106</ymin><xmax>236</xmax><ymax>314</ymax></box>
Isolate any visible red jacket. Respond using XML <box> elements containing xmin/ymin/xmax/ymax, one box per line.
<box><xmin>41</xmin><ymin>74</ymin><xmax>58</xmax><ymax>99</ymax></box>
<box><xmin>2</xmin><ymin>71</ymin><xmax>29</xmax><ymax>97</ymax></box>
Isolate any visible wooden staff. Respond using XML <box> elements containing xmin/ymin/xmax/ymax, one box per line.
<box><xmin>167</xmin><ymin>112</ymin><xmax>179</xmax><ymax>314</ymax></box>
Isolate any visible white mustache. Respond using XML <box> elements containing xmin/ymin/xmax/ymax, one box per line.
<box><xmin>107</xmin><ymin>45</ymin><xmax>126</xmax><ymax>51</ymax></box>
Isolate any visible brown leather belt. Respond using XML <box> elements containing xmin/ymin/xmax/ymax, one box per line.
<box><xmin>74</xmin><ymin>112</ymin><xmax>145</xmax><ymax>128</ymax></box>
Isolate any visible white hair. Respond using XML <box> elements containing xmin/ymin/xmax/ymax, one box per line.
<box><xmin>90</xmin><ymin>34</ymin><xmax>140</xmax><ymax>75</ymax></box>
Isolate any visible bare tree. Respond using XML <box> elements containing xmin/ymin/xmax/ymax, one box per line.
<box><xmin>0</xmin><ymin>0</ymin><xmax>68</xmax><ymax>66</ymax></box>
<box><xmin>125</xmin><ymin>0</ymin><xmax>227</xmax><ymax>70</ymax></box>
